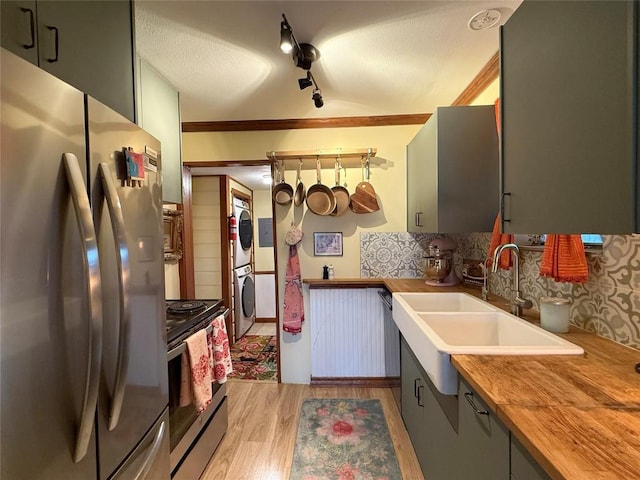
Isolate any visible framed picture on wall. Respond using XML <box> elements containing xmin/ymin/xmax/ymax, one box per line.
<box><xmin>313</xmin><ymin>232</ymin><xmax>343</xmax><ymax>256</ymax></box>
<box><xmin>163</xmin><ymin>208</ymin><xmax>183</xmax><ymax>262</ymax></box>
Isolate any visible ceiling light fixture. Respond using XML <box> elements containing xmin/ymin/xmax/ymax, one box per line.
<box><xmin>279</xmin><ymin>18</ymin><xmax>293</xmax><ymax>53</ymax></box>
<box><xmin>298</xmin><ymin>71</ymin><xmax>313</xmax><ymax>90</ymax></box>
<box><xmin>312</xmin><ymin>88</ymin><xmax>324</xmax><ymax>108</ymax></box>
<box><xmin>280</xmin><ymin>13</ymin><xmax>324</xmax><ymax>108</ymax></box>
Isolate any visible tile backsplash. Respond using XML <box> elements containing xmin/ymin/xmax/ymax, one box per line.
<box><xmin>361</xmin><ymin>232</ymin><xmax>640</xmax><ymax>350</ymax></box>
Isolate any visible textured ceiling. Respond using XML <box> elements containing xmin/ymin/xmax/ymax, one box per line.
<box><xmin>135</xmin><ymin>1</ymin><xmax>522</xmax><ymax>123</ymax></box>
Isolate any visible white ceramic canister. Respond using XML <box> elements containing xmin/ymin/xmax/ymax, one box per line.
<box><xmin>539</xmin><ymin>297</ymin><xmax>571</xmax><ymax>333</ymax></box>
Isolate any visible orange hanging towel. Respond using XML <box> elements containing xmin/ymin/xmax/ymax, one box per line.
<box><xmin>487</xmin><ymin>213</ymin><xmax>513</xmax><ymax>270</ymax></box>
<box><xmin>540</xmin><ymin>235</ymin><xmax>588</xmax><ymax>283</ymax></box>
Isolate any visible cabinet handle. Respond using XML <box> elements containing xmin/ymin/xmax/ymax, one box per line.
<box><xmin>417</xmin><ymin>384</ymin><xmax>424</xmax><ymax>407</ymax></box>
<box><xmin>414</xmin><ymin>378</ymin><xmax>420</xmax><ymax>398</ymax></box>
<box><xmin>464</xmin><ymin>392</ymin><xmax>489</xmax><ymax>416</ymax></box>
<box><xmin>500</xmin><ymin>192</ymin><xmax>511</xmax><ymax>223</ymax></box>
<box><xmin>20</xmin><ymin>7</ymin><xmax>35</xmax><ymax>49</ymax></box>
<box><xmin>46</xmin><ymin>26</ymin><xmax>59</xmax><ymax>63</ymax></box>
<box><xmin>415</xmin><ymin>212</ymin><xmax>423</xmax><ymax>227</ymax></box>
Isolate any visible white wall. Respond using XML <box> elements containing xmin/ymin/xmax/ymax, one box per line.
<box><xmin>164</xmin><ymin>263</ymin><xmax>180</xmax><ymax>299</ymax></box>
<box><xmin>184</xmin><ymin>124</ymin><xmax>421</xmax><ymax>383</ymax></box>
<box><xmin>253</xmin><ymin>189</ymin><xmax>275</xmax><ymax>272</ymax></box>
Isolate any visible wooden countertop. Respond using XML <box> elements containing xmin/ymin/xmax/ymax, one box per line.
<box><xmin>306</xmin><ymin>277</ymin><xmax>640</xmax><ymax>479</ymax></box>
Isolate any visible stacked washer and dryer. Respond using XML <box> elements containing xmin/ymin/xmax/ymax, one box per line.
<box><xmin>233</xmin><ymin>197</ymin><xmax>256</xmax><ymax>339</ymax></box>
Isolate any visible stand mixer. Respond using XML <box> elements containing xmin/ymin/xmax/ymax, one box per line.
<box><xmin>424</xmin><ymin>238</ymin><xmax>460</xmax><ymax>286</ymax></box>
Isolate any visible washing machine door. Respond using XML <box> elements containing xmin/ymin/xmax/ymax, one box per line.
<box><xmin>238</xmin><ymin>210</ymin><xmax>253</xmax><ymax>250</ymax></box>
<box><xmin>241</xmin><ymin>275</ymin><xmax>255</xmax><ymax>318</ymax></box>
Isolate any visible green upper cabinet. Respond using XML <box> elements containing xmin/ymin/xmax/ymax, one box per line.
<box><xmin>137</xmin><ymin>58</ymin><xmax>183</xmax><ymax>204</ymax></box>
<box><xmin>500</xmin><ymin>0</ymin><xmax>639</xmax><ymax>234</ymax></box>
<box><xmin>406</xmin><ymin>105</ymin><xmax>499</xmax><ymax>233</ymax></box>
<box><xmin>1</xmin><ymin>0</ymin><xmax>135</xmax><ymax>122</ymax></box>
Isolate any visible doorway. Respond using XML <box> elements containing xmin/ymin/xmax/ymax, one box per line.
<box><xmin>180</xmin><ymin>160</ymin><xmax>280</xmax><ymax>382</ymax></box>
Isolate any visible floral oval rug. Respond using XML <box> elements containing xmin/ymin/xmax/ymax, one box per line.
<box><xmin>290</xmin><ymin>398</ymin><xmax>402</xmax><ymax>480</ymax></box>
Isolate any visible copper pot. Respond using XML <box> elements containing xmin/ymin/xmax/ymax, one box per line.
<box><xmin>306</xmin><ymin>157</ymin><xmax>336</xmax><ymax>215</ymax></box>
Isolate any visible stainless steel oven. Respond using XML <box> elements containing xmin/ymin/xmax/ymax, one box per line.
<box><xmin>166</xmin><ymin>300</ymin><xmax>230</xmax><ymax>480</ymax></box>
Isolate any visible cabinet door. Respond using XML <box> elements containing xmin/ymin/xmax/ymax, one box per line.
<box><xmin>1</xmin><ymin>1</ymin><xmax>38</xmax><ymax>64</ymax></box>
<box><xmin>458</xmin><ymin>378</ymin><xmax>509</xmax><ymax>480</ymax></box>
<box><xmin>400</xmin><ymin>337</ymin><xmax>428</xmax><ymax>470</ymax></box>
<box><xmin>138</xmin><ymin>59</ymin><xmax>183</xmax><ymax>203</ymax></box>
<box><xmin>36</xmin><ymin>0</ymin><xmax>135</xmax><ymax>122</ymax></box>
<box><xmin>511</xmin><ymin>436</ymin><xmax>551</xmax><ymax>480</ymax></box>
<box><xmin>406</xmin><ymin>118</ymin><xmax>436</xmax><ymax>232</ymax></box>
<box><xmin>501</xmin><ymin>1</ymin><xmax>637</xmax><ymax>234</ymax></box>
<box><xmin>421</xmin><ymin>372</ymin><xmax>458</xmax><ymax>480</ymax></box>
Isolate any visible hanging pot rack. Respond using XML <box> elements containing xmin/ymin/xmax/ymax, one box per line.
<box><xmin>266</xmin><ymin>148</ymin><xmax>378</xmax><ymax>170</ymax></box>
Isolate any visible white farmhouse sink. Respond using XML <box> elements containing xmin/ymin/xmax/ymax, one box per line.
<box><xmin>394</xmin><ymin>292</ymin><xmax>496</xmax><ymax>312</ymax></box>
<box><xmin>392</xmin><ymin>292</ymin><xmax>584</xmax><ymax>395</ymax></box>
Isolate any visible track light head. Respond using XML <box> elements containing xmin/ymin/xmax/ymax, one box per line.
<box><xmin>312</xmin><ymin>89</ymin><xmax>324</xmax><ymax>108</ymax></box>
<box><xmin>280</xmin><ymin>20</ymin><xmax>293</xmax><ymax>53</ymax></box>
<box><xmin>298</xmin><ymin>72</ymin><xmax>313</xmax><ymax>90</ymax></box>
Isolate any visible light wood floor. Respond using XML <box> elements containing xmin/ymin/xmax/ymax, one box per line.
<box><xmin>201</xmin><ymin>381</ymin><xmax>425</xmax><ymax>480</ymax></box>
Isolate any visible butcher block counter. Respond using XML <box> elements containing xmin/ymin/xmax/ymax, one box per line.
<box><xmin>304</xmin><ymin>278</ymin><xmax>640</xmax><ymax>479</ymax></box>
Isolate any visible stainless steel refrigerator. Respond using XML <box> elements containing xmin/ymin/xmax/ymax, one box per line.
<box><xmin>1</xmin><ymin>48</ymin><xmax>170</xmax><ymax>479</ymax></box>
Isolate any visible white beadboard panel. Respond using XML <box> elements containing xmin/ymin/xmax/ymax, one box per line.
<box><xmin>194</xmin><ymin>271</ymin><xmax>220</xmax><ymax>286</ymax></box>
<box><xmin>310</xmin><ymin>288</ymin><xmax>385</xmax><ymax>377</ymax></box>
<box><xmin>192</xmin><ymin>176</ymin><xmax>221</xmax><ymax>193</ymax></box>
<box><xmin>193</xmin><ymin>229</ymin><xmax>221</xmax><ymax>245</ymax></box>
<box><xmin>195</xmin><ymin>285</ymin><xmax>222</xmax><ymax>299</ymax></box>
<box><xmin>255</xmin><ymin>273</ymin><xmax>276</xmax><ymax>318</ymax></box>
<box><xmin>192</xmin><ymin>205</ymin><xmax>219</xmax><ymax>218</ymax></box>
<box><xmin>192</xmin><ymin>190</ymin><xmax>220</xmax><ymax>205</ymax></box>
<box><xmin>193</xmin><ymin>177</ymin><xmax>223</xmax><ymax>301</ymax></box>
<box><xmin>194</xmin><ymin>244</ymin><xmax>219</xmax><ymax>258</ymax></box>
<box><xmin>192</xmin><ymin>217</ymin><xmax>218</xmax><ymax>231</ymax></box>
<box><xmin>195</xmin><ymin>257</ymin><xmax>221</xmax><ymax>272</ymax></box>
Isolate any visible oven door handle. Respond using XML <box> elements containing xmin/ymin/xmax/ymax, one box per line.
<box><xmin>98</xmin><ymin>163</ymin><xmax>131</xmax><ymax>432</ymax></box>
<box><xmin>167</xmin><ymin>308</ymin><xmax>230</xmax><ymax>361</ymax></box>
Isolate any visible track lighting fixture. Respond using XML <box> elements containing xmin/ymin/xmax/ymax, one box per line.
<box><xmin>280</xmin><ymin>19</ymin><xmax>293</xmax><ymax>53</ymax></box>
<box><xmin>312</xmin><ymin>89</ymin><xmax>324</xmax><ymax>108</ymax></box>
<box><xmin>298</xmin><ymin>72</ymin><xmax>313</xmax><ymax>90</ymax></box>
<box><xmin>279</xmin><ymin>13</ymin><xmax>324</xmax><ymax>108</ymax></box>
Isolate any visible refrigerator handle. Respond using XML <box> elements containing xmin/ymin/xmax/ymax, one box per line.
<box><xmin>98</xmin><ymin>163</ymin><xmax>131</xmax><ymax>431</ymax></box>
<box><xmin>63</xmin><ymin>153</ymin><xmax>103</xmax><ymax>463</ymax></box>
<box><xmin>134</xmin><ymin>420</ymin><xmax>166</xmax><ymax>480</ymax></box>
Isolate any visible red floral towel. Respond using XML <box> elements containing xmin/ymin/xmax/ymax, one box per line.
<box><xmin>283</xmin><ymin>245</ymin><xmax>304</xmax><ymax>334</ymax></box>
<box><xmin>208</xmin><ymin>314</ymin><xmax>233</xmax><ymax>383</ymax></box>
<box><xmin>487</xmin><ymin>213</ymin><xmax>514</xmax><ymax>270</ymax></box>
<box><xmin>540</xmin><ymin>235</ymin><xmax>588</xmax><ymax>283</ymax></box>
<box><xmin>179</xmin><ymin>329</ymin><xmax>212</xmax><ymax>413</ymax></box>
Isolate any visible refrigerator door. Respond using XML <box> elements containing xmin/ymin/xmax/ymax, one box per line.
<box><xmin>87</xmin><ymin>97</ymin><xmax>169</xmax><ymax>480</ymax></box>
<box><xmin>1</xmin><ymin>49</ymin><xmax>100</xmax><ymax>479</ymax></box>
<box><xmin>110</xmin><ymin>409</ymin><xmax>171</xmax><ymax>480</ymax></box>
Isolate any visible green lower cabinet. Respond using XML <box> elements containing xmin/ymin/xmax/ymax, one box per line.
<box><xmin>511</xmin><ymin>436</ymin><xmax>551</xmax><ymax>480</ymax></box>
<box><xmin>400</xmin><ymin>337</ymin><xmax>551</xmax><ymax>480</ymax></box>
<box><xmin>400</xmin><ymin>337</ymin><xmax>458</xmax><ymax>480</ymax></box>
<box><xmin>458</xmin><ymin>378</ymin><xmax>510</xmax><ymax>480</ymax></box>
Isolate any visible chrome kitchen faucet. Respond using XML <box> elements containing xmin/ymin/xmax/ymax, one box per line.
<box><xmin>491</xmin><ymin>243</ymin><xmax>533</xmax><ymax>317</ymax></box>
